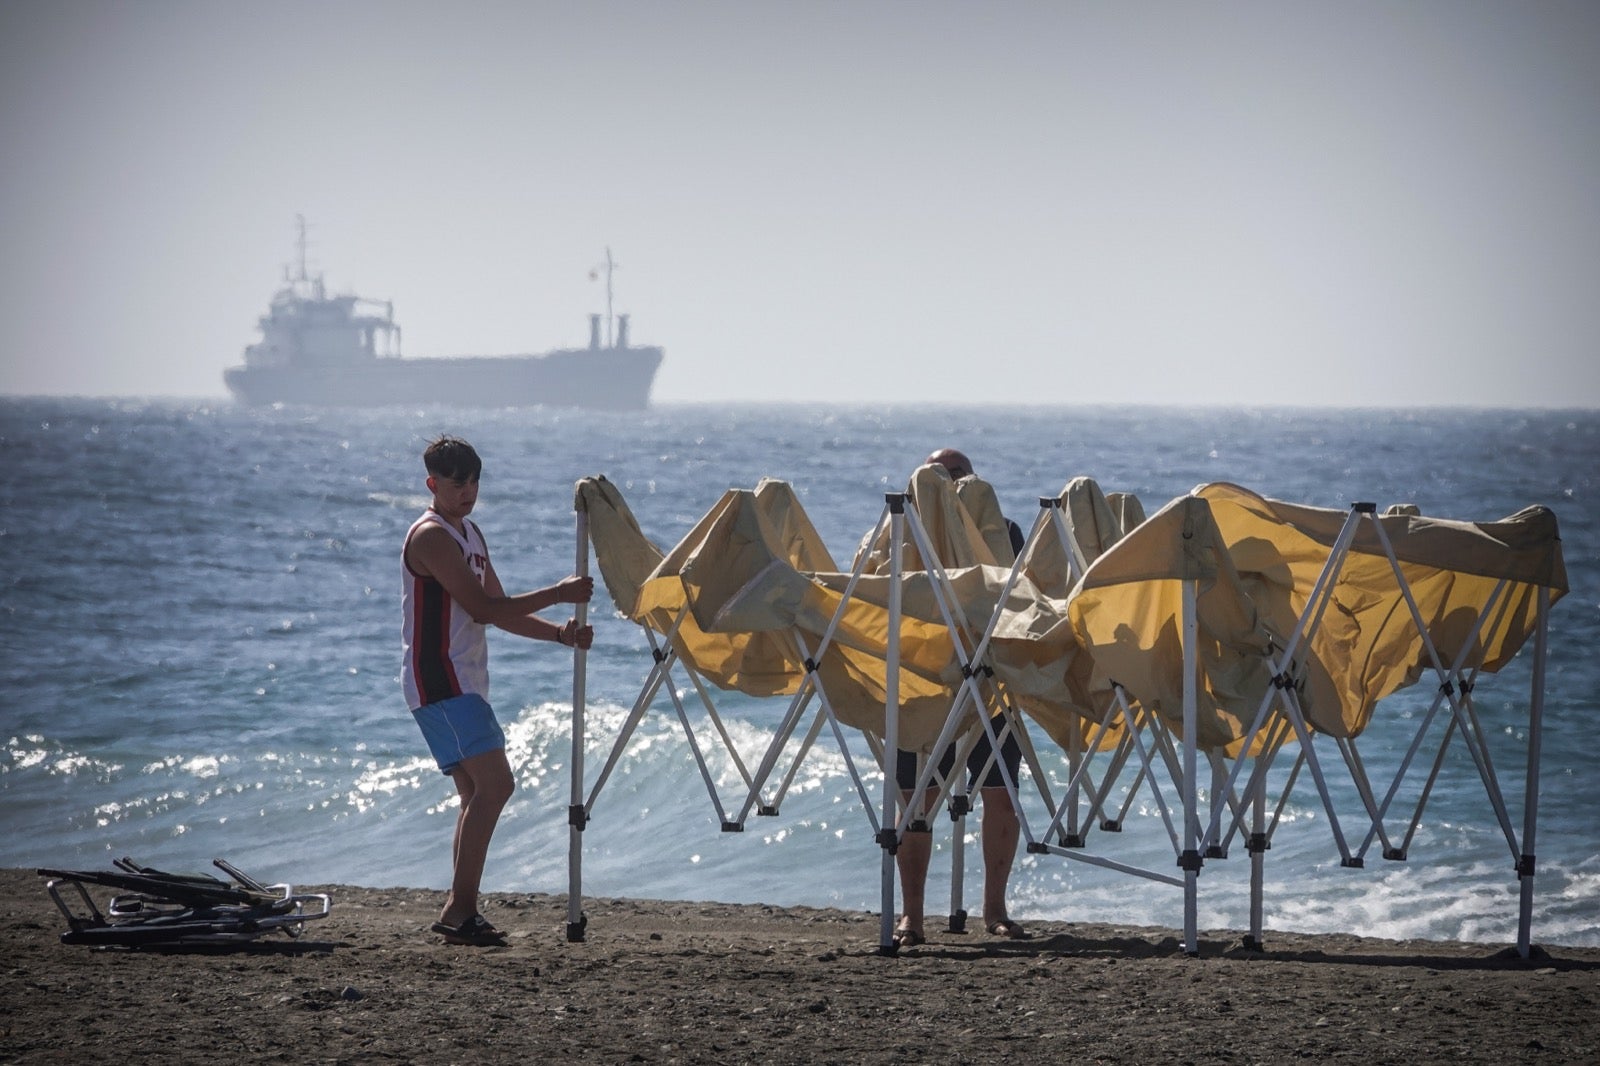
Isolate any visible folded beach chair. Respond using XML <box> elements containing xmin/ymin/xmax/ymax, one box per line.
<box><xmin>38</xmin><ymin>856</ymin><xmax>331</xmax><ymax>947</ymax></box>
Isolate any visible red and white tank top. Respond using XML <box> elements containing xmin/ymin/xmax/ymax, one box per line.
<box><xmin>401</xmin><ymin>511</ymin><xmax>490</xmax><ymax>710</ymax></box>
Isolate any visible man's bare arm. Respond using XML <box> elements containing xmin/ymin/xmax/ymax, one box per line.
<box><xmin>408</xmin><ymin>525</ymin><xmax>592</xmax><ymax>625</ymax></box>
<box><xmin>493</xmin><ymin>614</ymin><xmax>594</xmax><ymax>647</ymax></box>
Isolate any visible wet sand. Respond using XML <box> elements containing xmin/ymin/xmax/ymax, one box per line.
<box><xmin>3</xmin><ymin>868</ymin><xmax>1597</xmax><ymax>1064</ymax></box>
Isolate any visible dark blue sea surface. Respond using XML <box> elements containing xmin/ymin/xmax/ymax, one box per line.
<box><xmin>1</xmin><ymin>398</ymin><xmax>1595</xmax><ymax>946</ymax></box>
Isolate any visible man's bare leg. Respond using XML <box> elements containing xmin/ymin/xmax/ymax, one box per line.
<box><xmin>440</xmin><ymin>747</ymin><xmax>515</xmax><ymax>926</ymax></box>
<box><xmin>894</xmin><ymin>789</ymin><xmax>933</xmax><ymax>943</ymax></box>
<box><xmin>979</xmin><ymin>785</ymin><xmax>1024</xmax><ymax>936</ymax></box>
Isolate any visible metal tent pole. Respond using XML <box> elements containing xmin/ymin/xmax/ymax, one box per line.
<box><xmin>948</xmin><ymin>773</ymin><xmax>969</xmax><ymax>933</ymax></box>
<box><xmin>1181</xmin><ymin>579</ymin><xmax>1201</xmax><ymax>957</ymax></box>
<box><xmin>565</xmin><ymin>502</ymin><xmax>591</xmax><ymax>942</ymax></box>
<box><xmin>879</xmin><ymin>493</ymin><xmax>906</xmax><ymax>955</ymax></box>
<box><xmin>1517</xmin><ymin>588</ymin><xmax>1550</xmax><ymax>959</ymax></box>
<box><xmin>1246</xmin><ymin>777</ymin><xmax>1267</xmax><ymax>951</ymax></box>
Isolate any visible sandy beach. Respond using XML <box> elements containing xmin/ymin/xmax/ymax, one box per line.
<box><xmin>3</xmin><ymin>867</ymin><xmax>1597</xmax><ymax>1065</ymax></box>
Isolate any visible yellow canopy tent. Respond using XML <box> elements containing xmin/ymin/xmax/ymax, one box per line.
<box><xmin>568</xmin><ymin>472</ymin><xmax>1564</xmax><ymax>959</ymax></box>
<box><xmin>581</xmin><ymin>470</ymin><xmax>1077</xmax><ymax>752</ymax></box>
<box><xmin>1193</xmin><ymin>482</ymin><xmax>1567</xmax><ymax>739</ymax></box>
<box><xmin>1011</xmin><ymin>476</ymin><xmax>1147</xmax><ymax>754</ymax></box>
<box><xmin>1063</xmin><ymin>483</ymin><xmax>1566</xmax><ymax>748</ymax></box>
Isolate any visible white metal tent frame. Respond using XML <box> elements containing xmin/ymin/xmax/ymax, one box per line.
<box><xmin>991</xmin><ymin>490</ymin><xmax>1556</xmax><ymax>957</ymax></box>
<box><xmin>565</xmin><ymin>490</ymin><xmax>919</xmax><ymax>947</ymax></box>
<box><xmin>565</xmin><ymin>486</ymin><xmax>1049</xmax><ymax>953</ymax></box>
<box><xmin>565</xmin><ymin>481</ymin><xmax>1558</xmax><ymax>959</ymax></box>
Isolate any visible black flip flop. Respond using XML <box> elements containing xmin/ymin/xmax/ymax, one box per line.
<box><xmin>431</xmin><ymin>913</ymin><xmax>507</xmax><ymax>946</ymax></box>
<box><xmin>985</xmin><ymin>918</ymin><xmax>1029</xmax><ymax>939</ymax></box>
<box><xmin>892</xmin><ymin>927</ymin><xmax>926</xmax><ymax>948</ymax></box>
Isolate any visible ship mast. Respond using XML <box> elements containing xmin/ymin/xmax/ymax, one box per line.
<box><xmin>603</xmin><ymin>247</ymin><xmax>615</xmax><ymax>348</ymax></box>
<box><xmin>295</xmin><ymin>214</ymin><xmax>310</xmax><ymax>283</ymax></box>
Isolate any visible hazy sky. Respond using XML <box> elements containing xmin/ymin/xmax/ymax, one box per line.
<box><xmin>3</xmin><ymin>0</ymin><xmax>1597</xmax><ymax>406</ymax></box>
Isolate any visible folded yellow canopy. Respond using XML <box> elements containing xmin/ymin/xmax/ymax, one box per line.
<box><xmin>578</xmin><ymin>474</ymin><xmax>1565</xmax><ymax>757</ymax></box>
<box><xmin>1195</xmin><ymin>482</ymin><xmax>1567</xmax><ymax>739</ymax></box>
<box><xmin>1010</xmin><ymin>476</ymin><xmax>1146</xmax><ymax>753</ymax></box>
<box><xmin>578</xmin><ymin>475</ymin><xmax>960</xmax><ymax>747</ymax></box>
<box><xmin>578</xmin><ymin>471</ymin><xmax>1081</xmax><ymax>750</ymax></box>
<box><xmin>1066</xmin><ymin>483</ymin><xmax>1567</xmax><ymax>748</ymax></box>
<box><xmin>1065</xmin><ymin>494</ymin><xmax>1283</xmax><ymax>753</ymax></box>
<box><xmin>853</xmin><ymin>463</ymin><xmax>1016</xmax><ymax>574</ymax></box>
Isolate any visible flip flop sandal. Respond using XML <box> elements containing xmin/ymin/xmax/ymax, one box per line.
<box><xmin>892</xmin><ymin>927</ymin><xmax>926</xmax><ymax>948</ymax></box>
<box><xmin>431</xmin><ymin>913</ymin><xmax>507</xmax><ymax>946</ymax></box>
<box><xmin>985</xmin><ymin>918</ymin><xmax>1028</xmax><ymax>939</ymax></box>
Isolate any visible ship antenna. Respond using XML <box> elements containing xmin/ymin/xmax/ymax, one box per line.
<box><xmin>295</xmin><ymin>214</ymin><xmax>309</xmax><ymax>283</ymax></box>
<box><xmin>605</xmin><ymin>246</ymin><xmax>615</xmax><ymax>348</ymax></box>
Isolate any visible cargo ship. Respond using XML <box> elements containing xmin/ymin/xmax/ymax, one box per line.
<box><xmin>224</xmin><ymin>220</ymin><xmax>663</xmax><ymax>409</ymax></box>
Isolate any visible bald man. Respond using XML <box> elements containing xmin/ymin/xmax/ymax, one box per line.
<box><xmin>926</xmin><ymin>448</ymin><xmax>1024</xmax><ymax>554</ymax></box>
<box><xmin>926</xmin><ymin>447</ymin><xmax>972</xmax><ymax>479</ymax></box>
<box><xmin>892</xmin><ymin>447</ymin><xmax>1027</xmax><ymax>946</ymax></box>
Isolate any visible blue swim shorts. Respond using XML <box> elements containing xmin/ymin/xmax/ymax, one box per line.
<box><xmin>411</xmin><ymin>693</ymin><xmax>506</xmax><ymax>775</ymax></box>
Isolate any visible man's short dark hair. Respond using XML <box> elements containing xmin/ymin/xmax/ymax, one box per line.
<box><xmin>423</xmin><ymin>435</ymin><xmax>482</xmax><ymax>481</ymax></box>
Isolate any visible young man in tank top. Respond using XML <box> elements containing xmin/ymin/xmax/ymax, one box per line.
<box><xmin>402</xmin><ymin>435</ymin><xmax>593</xmax><ymax>946</ymax></box>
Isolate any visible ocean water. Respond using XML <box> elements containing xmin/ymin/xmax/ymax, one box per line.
<box><xmin>2</xmin><ymin>397</ymin><xmax>1596</xmax><ymax>948</ymax></box>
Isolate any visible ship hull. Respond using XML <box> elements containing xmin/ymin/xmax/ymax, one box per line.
<box><xmin>224</xmin><ymin>346</ymin><xmax>663</xmax><ymax>410</ymax></box>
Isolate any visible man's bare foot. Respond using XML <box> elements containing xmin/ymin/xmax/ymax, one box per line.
<box><xmin>430</xmin><ymin>914</ymin><xmax>507</xmax><ymax>946</ymax></box>
<box><xmin>985</xmin><ymin>916</ymin><xmax>1028</xmax><ymax>939</ymax></box>
<box><xmin>893</xmin><ymin>919</ymin><xmax>926</xmax><ymax>947</ymax></box>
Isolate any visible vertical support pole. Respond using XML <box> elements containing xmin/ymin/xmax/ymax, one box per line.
<box><xmin>879</xmin><ymin>494</ymin><xmax>906</xmax><ymax>954</ymax></box>
<box><xmin>1067</xmin><ymin>724</ymin><xmax>1084</xmax><ymax>845</ymax></box>
<box><xmin>948</xmin><ymin>777</ymin><xmax>968</xmax><ymax>933</ymax></box>
<box><xmin>1181</xmin><ymin>579</ymin><xmax>1201</xmax><ymax>957</ymax></box>
<box><xmin>1517</xmin><ymin>588</ymin><xmax>1549</xmax><ymax>959</ymax></box>
<box><xmin>1246</xmin><ymin>773</ymin><xmax>1266</xmax><ymax>951</ymax></box>
<box><xmin>566</xmin><ymin>501</ymin><xmax>591</xmax><ymax>942</ymax></box>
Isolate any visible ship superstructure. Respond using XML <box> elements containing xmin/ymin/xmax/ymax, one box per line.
<box><xmin>224</xmin><ymin>218</ymin><xmax>662</xmax><ymax>409</ymax></box>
